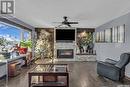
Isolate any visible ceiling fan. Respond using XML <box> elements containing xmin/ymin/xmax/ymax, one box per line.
<box><xmin>54</xmin><ymin>16</ymin><xmax>78</xmax><ymax>27</ymax></box>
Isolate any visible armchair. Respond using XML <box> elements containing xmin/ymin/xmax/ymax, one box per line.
<box><xmin>97</xmin><ymin>53</ymin><xmax>130</xmax><ymax>81</ymax></box>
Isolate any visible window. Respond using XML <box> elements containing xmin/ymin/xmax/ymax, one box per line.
<box><xmin>0</xmin><ymin>23</ymin><xmax>21</xmax><ymax>46</ymax></box>
<box><xmin>112</xmin><ymin>25</ymin><xmax>125</xmax><ymax>43</ymax></box>
<box><xmin>99</xmin><ymin>31</ymin><xmax>105</xmax><ymax>42</ymax></box>
<box><xmin>105</xmin><ymin>29</ymin><xmax>112</xmax><ymax>43</ymax></box>
<box><xmin>95</xmin><ymin>24</ymin><xmax>125</xmax><ymax>43</ymax></box>
<box><xmin>117</xmin><ymin>25</ymin><xmax>125</xmax><ymax>43</ymax></box>
<box><xmin>0</xmin><ymin>22</ymin><xmax>32</xmax><ymax>49</ymax></box>
<box><xmin>112</xmin><ymin>26</ymin><xmax>118</xmax><ymax>43</ymax></box>
<box><xmin>96</xmin><ymin>32</ymin><xmax>100</xmax><ymax>42</ymax></box>
<box><xmin>23</xmin><ymin>30</ymin><xmax>31</xmax><ymax>41</ymax></box>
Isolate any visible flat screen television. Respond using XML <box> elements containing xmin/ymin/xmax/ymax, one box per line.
<box><xmin>56</xmin><ymin>29</ymin><xmax>75</xmax><ymax>41</ymax></box>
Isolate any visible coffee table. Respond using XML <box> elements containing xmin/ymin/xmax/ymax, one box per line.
<box><xmin>28</xmin><ymin>64</ymin><xmax>69</xmax><ymax>87</ymax></box>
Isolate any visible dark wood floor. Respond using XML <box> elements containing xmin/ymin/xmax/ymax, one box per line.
<box><xmin>0</xmin><ymin>60</ymin><xmax>130</xmax><ymax>87</ymax></box>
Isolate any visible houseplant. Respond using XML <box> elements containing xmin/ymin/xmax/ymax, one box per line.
<box><xmin>19</xmin><ymin>40</ymin><xmax>32</xmax><ymax>54</ymax></box>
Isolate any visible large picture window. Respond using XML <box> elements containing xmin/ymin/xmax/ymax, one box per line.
<box><xmin>0</xmin><ymin>23</ymin><xmax>31</xmax><ymax>51</ymax></box>
<box><xmin>0</xmin><ymin>23</ymin><xmax>21</xmax><ymax>46</ymax></box>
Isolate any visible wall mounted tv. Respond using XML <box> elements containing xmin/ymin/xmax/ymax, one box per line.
<box><xmin>56</xmin><ymin>29</ymin><xmax>75</xmax><ymax>41</ymax></box>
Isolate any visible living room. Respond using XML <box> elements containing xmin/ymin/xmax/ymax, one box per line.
<box><xmin>0</xmin><ymin>0</ymin><xmax>130</xmax><ymax>87</ymax></box>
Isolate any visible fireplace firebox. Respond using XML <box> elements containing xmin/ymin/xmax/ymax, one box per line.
<box><xmin>57</xmin><ymin>49</ymin><xmax>74</xmax><ymax>58</ymax></box>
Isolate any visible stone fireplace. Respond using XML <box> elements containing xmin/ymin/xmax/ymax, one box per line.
<box><xmin>57</xmin><ymin>49</ymin><xmax>74</xmax><ymax>58</ymax></box>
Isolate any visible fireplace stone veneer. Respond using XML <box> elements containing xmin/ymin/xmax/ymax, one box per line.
<box><xmin>54</xmin><ymin>41</ymin><xmax>76</xmax><ymax>61</ymax></box>
<box><xmin>57</xmin><ymin>49</ymin><xmax>74</xmax><ymax>58</ymax></box>
<box><xmin>54</xmin><ymin>28</ymin><xmax>96</xmax><ymax>61</ymax></box>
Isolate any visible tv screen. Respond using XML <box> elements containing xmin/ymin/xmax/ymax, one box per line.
<box><xmin>56</xmin><ymin>29</ymin><xmax>75</xmax><ymax>41</ymax></box>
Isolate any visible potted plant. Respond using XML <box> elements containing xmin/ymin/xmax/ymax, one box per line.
<box><xmin>19</xmin><ymin>40</ymin><xmax>32</xmax><ymax>54</ymax></box>
<box><xmin>25</xmin><ymin>40</ymin><xmax>32</xmax><ymax>52</ymax></box>
<box><xmin>19</xmin><ymin>40</ymin><xmax>28</xmax><ymax>54</ymax></box>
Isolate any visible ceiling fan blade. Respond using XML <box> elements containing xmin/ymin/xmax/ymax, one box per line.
<box><xmin>53</xmin><ymin>22</ymin><xmax>62</xmax><ymax>23</ymax></box>
<box><xmin>68</xmin><ymin>22</ymin><xmax>78</xmax><ymax>24</ymax></box>
<box><xmin>68</xmin><ymin>24</ymin><xmax>71</xmax><ymax>27</ymax></box>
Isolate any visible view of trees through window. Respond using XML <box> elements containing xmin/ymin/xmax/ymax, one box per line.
<box><xmin>0</xmin><ymin>23</ymin><xmax>31</xmax><ymax>51</ymax></box>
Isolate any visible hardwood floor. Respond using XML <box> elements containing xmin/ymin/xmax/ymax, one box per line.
<box><xmin>0</xmin><ymin>60</ymin><xmax>130</xmax><ymax>87</ymax></box>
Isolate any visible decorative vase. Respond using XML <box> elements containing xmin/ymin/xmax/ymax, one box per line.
<box><xmin>83</xmin><ymin>45</ymin><xmax>88</xmax><ymax>53</ymax></box>
<box><xmin>83</xmin><ymin>46</ymin><xmax>86</xmax><ymax>53</ymax></box>
<box><xmin>76</xmin><ymin>45</ymin><xmax>80</xmax><ymax>54</ymax></box>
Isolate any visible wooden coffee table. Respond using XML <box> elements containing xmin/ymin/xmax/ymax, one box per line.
<box><xmin>28</xmin><ymin>64</ymin><xmax>69</xmax><ymax>87</ymax></box>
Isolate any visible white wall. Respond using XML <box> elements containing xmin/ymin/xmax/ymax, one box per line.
<box><xmin>95</xmin><ymin>12</ymin><xmax>130</xmax><ymax>77</ymax></box>
<box><xmin>0</xmin><ymin>64</ymin><xmax>6</xmax><ymax>78</ymax></box>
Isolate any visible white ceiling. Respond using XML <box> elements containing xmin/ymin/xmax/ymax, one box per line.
<box><xmin>14</xmin><ymin>0</ymin><xmax>130</xmax><ymax>28</ymax></box>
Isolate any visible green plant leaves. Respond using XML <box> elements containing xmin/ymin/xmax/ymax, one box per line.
<box><xmin>20</xmin><ymin>40</ymin><xmax>32</xmax><ymax>48</ymax></box>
